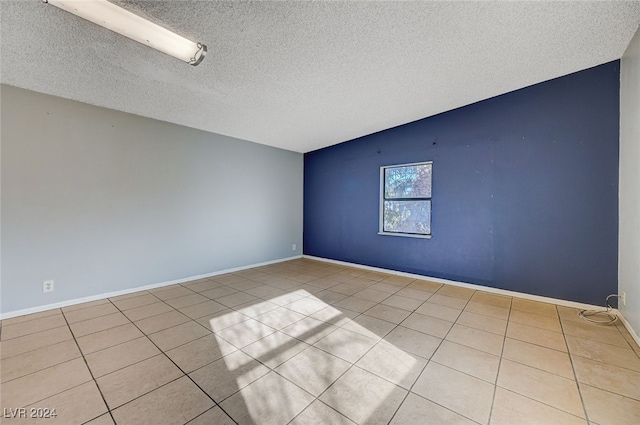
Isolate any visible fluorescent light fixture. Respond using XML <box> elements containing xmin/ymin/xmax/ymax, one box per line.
<box><xmin>44</xmin><ymin>0</ymin><xmax>207</xmax><ymax>66</ymax></box>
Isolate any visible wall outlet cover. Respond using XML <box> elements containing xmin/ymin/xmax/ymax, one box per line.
<box><xmin>43</xmin><ymin>280</ymin><xmax>54</xmax><ymax>293</ymax></box>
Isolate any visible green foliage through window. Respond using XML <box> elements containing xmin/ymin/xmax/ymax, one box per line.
<box><xmin>381</xmin><ymin>162</ymin><xmax>432</xmax><ymax>236</ymax></box>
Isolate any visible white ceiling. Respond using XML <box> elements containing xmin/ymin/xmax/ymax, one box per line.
<box><xmin>1</xmin><ymin>1</ymin><xmax>639</xmax><ymax>153</ymax></box>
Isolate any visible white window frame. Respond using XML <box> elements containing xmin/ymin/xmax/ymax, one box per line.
<box><xmin>379</xmin><ymin>161</ymin><xmax>432</xmax><ymax>239</ymax></box>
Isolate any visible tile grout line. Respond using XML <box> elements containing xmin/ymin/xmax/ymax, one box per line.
<box><xmin>497</xmin><ymin>305</ymin><xmax>594</xmax><ymax>422</ymax></box>
<box><xmin>383</xmin><ymin>366</ymin><xmax>426</xmax><ymax>425</ymax></box>
<box><xmin>0</xmin><ymin>322</ymin><xmax>68</xmax><ymax>342</ymax></box>
<box><xmin>6</xmin><ymin>264</ymin><xmax>376</xmax><ymax>413</ymax></box>
<box><xmin>64</xmin><ymin>293</ymin><xmax>211</xmax><ymax>420</ymax></box>
<box><xmin>385</xmin><ymin>290</ymin><xmax>481</xmax><ymax>425</ymax></box>
<box><xmin>222</xmin><ymin>262</ymin><xmax>637</xmax><ymax>420</ymax></box>
<box><xmin>421</xmin><ymin>291</ymin><xmax>485</xmax><ymax>423</ymax></box>
<box><xmin>561</xmin><ymin>344</ymin><xmax>640</xmax><ymax>374</ymax></box>
<box><xmin>0</xmin><ymin>309</ymin><xmax>64</xmax><ymax>329</ymax></box>
<box><xmin>0</xmin><ymin>339</ymin><xmax>85</xmax><ymax>384</ymax></box>
<box><xmin>558</xmin><ymin>304</ymin><xmax>592</xmax><ymax>424</ymax></box>
<box><xmin>8</xmin><ymin>260</ymin><xmax>637</xmax><ymax>424</ymax></box>
<box><xmin>486</xmin><ymin>295</ymin><xmax>513</xmax><ymax>425</ymax></box>
<box><xmin>105</xmin><ymin>296</ymin><xmax>239</xmax><ymax>424</ymax></box>
<box><xmin>59</xmin><ymin>306</ymin><xmax>118</xmax><ymax>425</ymax></box>
<box><xmin>253</xmin><ymin>274</ymin><xmax>416</xmax><ymax>425</ymax></box>
<box><xmin>215</xmin><ymin>266</ymin><xmax>365</xmax><ymax>423</ymax></box>
<box><xmin>1</xmin><ymin>325</ymin><xmax>107</xmax><ymax>415</ymax></box>
<box><xmin>0</xmin><ymin>325</ymin><xmax>71</xmax><ymax>356</ymax></box>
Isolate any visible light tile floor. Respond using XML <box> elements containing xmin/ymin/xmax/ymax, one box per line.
<box><xmin>1</xmin><ymin>259</ymin><xmax>639</xmax><ymax>425</ymax></box>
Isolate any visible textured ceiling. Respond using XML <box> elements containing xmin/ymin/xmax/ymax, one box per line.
<box><xmin>1</xmin><ymin>1</ymin><xmax>639</xmax><ymax>153</ymax></box>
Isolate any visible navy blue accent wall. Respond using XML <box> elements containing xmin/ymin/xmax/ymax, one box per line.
<box><xmin>304</xmin><ymin>61</ymin><xmax>619</xmax><ymax>305</ymax></box>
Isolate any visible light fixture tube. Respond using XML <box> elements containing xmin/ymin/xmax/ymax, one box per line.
<box><xmin>44</xmin><ymin>0</ymin><xmax>206</xmax><ymax>65</ymax></box>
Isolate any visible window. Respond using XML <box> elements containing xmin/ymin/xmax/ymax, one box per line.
<box><xmin>379</xmin><ymin>161</ymin><xmax>432</xmax><ymax>238</ymax></box>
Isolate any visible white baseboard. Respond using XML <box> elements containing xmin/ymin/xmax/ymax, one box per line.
<box><xmin>304</xmin><ymin>255</ymin><xmax>640</xmax><ymax>344</ymax></box>
<box><xmin>303</xmin><ymin>255</ymin><xmax>613</xmax><ymax>312</ymax></box>
<box><xmin>6</xmin><ymin>252</ymin><xmax>638</xmax><ymax>348</ymax></box>
<box><xmin>0</xmin><ymin>255</ymin><xmax>303</xmax><ymax>320</ymax></box>
<box><xmin>616</xmin><ymin>312</ymin><xmax>640</xmax><ymax>349</ymax></box>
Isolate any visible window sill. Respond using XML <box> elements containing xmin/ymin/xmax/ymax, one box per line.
<box><xmin>378</xmin><ymin>232</ymin><xmax>432</xmax><ymax>239</ymax></box>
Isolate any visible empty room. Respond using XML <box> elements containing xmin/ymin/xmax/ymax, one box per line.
<box><xmin>1</xmin><ymin>1</ymin><xmax>640</xmax><ymax>424</ymax></box>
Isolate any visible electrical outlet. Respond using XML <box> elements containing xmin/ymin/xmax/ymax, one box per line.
<box><xmin>292</xmin><ymin>244</ymin><xmax>297</xmax><ymax>251</ymax></box>
<box><xmin>43</xmin><ymin>280</ymin><xmax>54</xmax><ymax>293</ymax></box>
<box><xmin>622</xmin><ymin>292</ymin><xmax>626</xmax><ymax>306</ymax></box>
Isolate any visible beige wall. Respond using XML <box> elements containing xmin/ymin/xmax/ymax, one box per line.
<box><xmin>1</xmin><ymin>85</ymin><xmax>303</xmax><ymax>315</ymax></box>
<box><xmin>619</xmin><ymin>26</ymin><xmax>640</xmax><ymax>337</ymax></box>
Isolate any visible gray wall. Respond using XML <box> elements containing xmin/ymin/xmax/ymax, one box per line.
<box><xmin>620</xmin><ymin>26</ymin><xmax>640</xmax><ymax>338</ymax></box>
<box><xmin>1</xmin><ymin>85</ymin><xmax>303</xmax><ymax>314</ymax></box>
